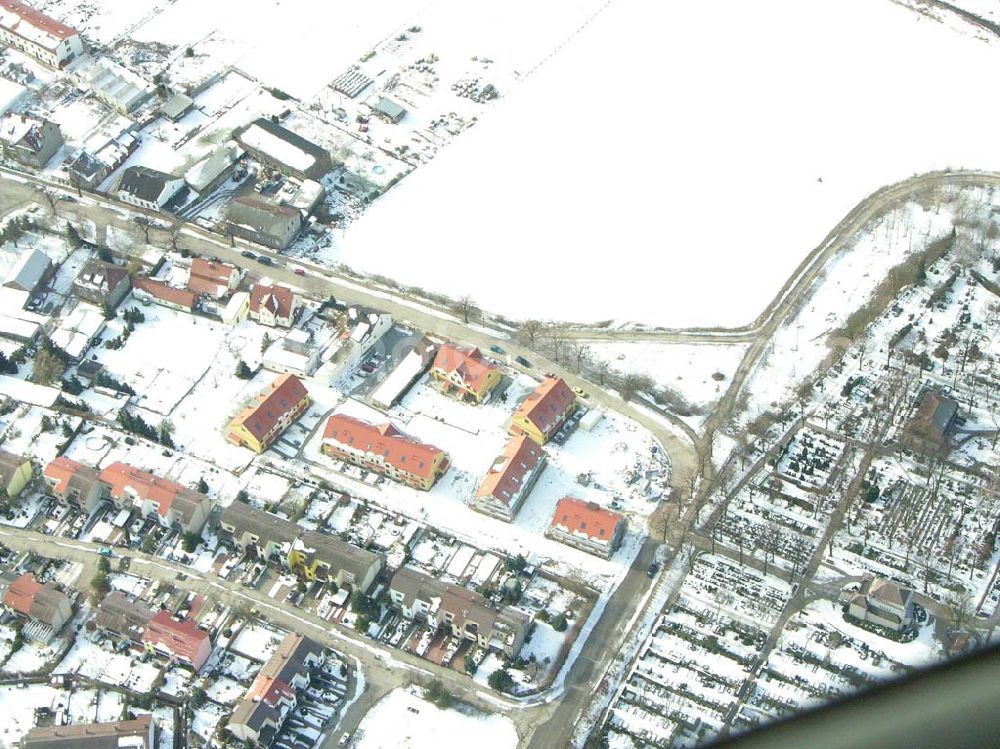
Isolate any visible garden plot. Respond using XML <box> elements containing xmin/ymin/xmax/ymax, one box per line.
<box><xmin>0</xmin><ymin>684</ymin><xmax>67</xmax><ymax>745</ymax></box>
<box><xmin>205</xmin><ymin>675</ymin><xmax>245</xmax><ymax>705</ymax></box>
<box><xmin>56</xmin><ymin>634</ymin><xmax>162</xmax><ymax>692</ymax></box>
<box><xmin>353</xmin><ymin>686</ymin><xmax>518</xmax><ymax>749</ymax></box>
<box><xmin>230</xmin><ymin>621</ymin><xmax>287</xmax><ymax>662</ymax></box>
<box><xmin>190</xmin><ymin>701</ymin><xmax>227</xmax><ymax>742</ymax></box>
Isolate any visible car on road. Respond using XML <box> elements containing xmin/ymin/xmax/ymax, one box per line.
<box><xmin>256</xmin><ymin>255</ymin><xmax>274</xmax><ymax>266</ymax></box>
<box><xmin>293</xmin><ymin>268</ymin><xmax>306</xmax><ymax>276</ymax></box>
<box><xmin>489</xmin><ymin>344</ymin><xmax>505</xmax><ymax>354</ymax></box>
<box><xmin>98</xmin><ymin>547</ymin><xmax>112</xmax><ymax>557</ymax></box>
<box><xmin>58</xmin><ymin>195</ymin><xmax>76</xmax><ymax>202</ymax></box>
<box><xmin>338</xmin><ymin>733</ymin><xmax>351</xmax><ymax>747</ymax></box>
<box><xmin>544</xmin><ymin>371</ymin><xmax>557</xmax><ymax>378</ymax></box>
<box><xmin>515</xmin><ymin>355</ymin><xmax>531</xmax><ymax>368</ymax></box>
<box><xmin>573</xmin><ymin>386</ymin><xmax>589</xmax><ymax>399</ymax></box>
<box><xmin>647</xmin><ymin>562</ymin><xmax>660</xmax><ymax>578</ymax></box>
<box><xmin>241</xmin><ymin>250</ymin><xmax>256</xmax><ymax>259</ymax></box>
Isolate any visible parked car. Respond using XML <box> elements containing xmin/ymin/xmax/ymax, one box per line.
<box><xmin>241</xmin><ymin>250</ymin><xmax>256</xmax><ymax>259</ymax></box>
<box><xmin>573</xmin><ymin>387</ymin><xmax>588</xmax><ymax>399</ymax></box>
<box><xmin>58</xmin><ymin>195</ymin><xmax>76</xmax><ymax>202</ymax></box>
<box><xmin>293</xmin><ymin>268</ymin><xmax>306</xmax><ymax>276</ymax></box>
<box><xmin>489</xmin><ymin>344</ymin><xmax>505</xmax><ymax>354</ymax></box>
<box><xmin>647</xmin><ymin>562</ymin><xmax>660</xmax><ymax>578</ymax></box>
<box><xmin>256</xmin><ymin>255</ymin><xmax>274</xmax><ymax>266</ymax></box>
<box><xmin>515</xmin><ymin>355</ymin><xmax>531</xmax><ymax>367</ymax></box>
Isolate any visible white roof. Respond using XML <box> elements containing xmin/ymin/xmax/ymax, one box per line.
<box><xmin>0</xmin><ymin>312</ymin><xmax>38</xmax><ymax>339</ymax></box>
<box><xmin>240</xmin><ymin>123</ymin><xmax>315</xmax><ymax>172</ymax></box>
<box><xmin>0</xmin><ymin>77</ymin><xmax>26</xmax><ymax>114</ymax></box>
<box><xmin>185</xmin><ymin>141</ymin><xmax>242</xmax><ymax>192</ymax></box>
<box><xmin>0</xmin><ymin>373</ymin><xmax>58</xmax><ymax>406</ymax></box>
<box><xmin>3</xmin><ymin>247</ymin><xmax>49</xmax><ymax>291</ymax></box>
<box><xmin>371</xmin><ymin>349</ymin><xmax>427</xmax><ymax>409</ymax></box>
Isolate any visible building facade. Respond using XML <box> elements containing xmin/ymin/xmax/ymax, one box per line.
<box><xmin>429</xmin><ymin>344</ymin><xmax>501</xmax><ymax>404</ymax></box>
<box><xmin>227</xmin><ymin>373</ymin><xmax>310</xmax><ymax>454</ymax></box>
<box><xmin>509</xmin><ymin>377</ymin><xmax>576</xmax><ymax>445</ymax></box>
<box><xmin>545</xmin><ymin>496</ymin><xmax>626</xmax><ymax>559</ymax></box>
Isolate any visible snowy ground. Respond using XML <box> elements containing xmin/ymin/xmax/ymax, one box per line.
<box><xmin>338</xmin><ymin>0</ymin><xmax>1000</xmax><ymax>327</ymax></box>
<box><xmin>352</xmin><ymin>687</ymin><xmax>518</xmax><ymax>749</ymax></box>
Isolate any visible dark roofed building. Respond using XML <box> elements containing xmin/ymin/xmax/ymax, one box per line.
<box><xmin>225</xmin><ymin>195</ymin><xmax>302</xmax><ymax>250</ymax></box>
<box><xmin>219</xmin><ymin>502</ymin><xmax>300</xmax><ymax>562</ymax></box>
<box><xmin>236</xmin><ymin>118</ymin><xmax>333</xmax><ymax>179</ymax></box>
<box><xmin>116</xmin><ymin>165</ymin><xmax>184</xmax><ymax>211</ymax></box>
<box><xmin>73</xmin><ymin>259</ymin><xmax>131</xmax><ymax>309</ymax></box>
<box><xmin>902</xmin><ymin>388</ymin><xmax>958</xmax><ymax>456</ymax></box>
<box><xmin>95</xmin><ymin>591</ymin><xmax>155</xmax><ymax>642</ymax></box>
<box><xmin>20</xmin><ymin>714</ymin><xmax>155</xmax><ymax>749</ymax></box>
<box><xmin>288</xmin><ymin>529</ymin><xmax>383</xmax><ymax>592</ymax></box>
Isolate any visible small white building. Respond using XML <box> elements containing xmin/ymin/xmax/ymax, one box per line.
<box><xmin>117</xmin><ymin>165</ymin><xmax>184</xmax><ymax>210</ymax></box>
<box><xmin>222</xmin><ymin>291</ymin><xmax>250</xmax><ymax>324</ymax></box>
<box><xmin>262</xmin><ymin>328</ymin><xmax>324</xmax><ymax>377</ymax></box>
<box><xmin>0</xmin><ymin>0</ymin><xmax>84</xmax><ymax>69</ymax></box>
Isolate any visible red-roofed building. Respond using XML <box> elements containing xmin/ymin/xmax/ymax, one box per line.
<box><xmin>0</xmin><ymin>571</ymin><xmax>73</xmax><ymax>641</ymax></box>
<box><xmin>227</xmin><ymin>373</ymin><xmax>310</xmax><ymax>454</ymax></box>
<box><xmin>249</xmin><ymin>283</ymin><xmax>299</xmax><ymax>328</ymax></box>
<box><xmin>546</xmin><ymin>497</ymin><xmax>626</xmax><ymax>559</ymax></box>
<box><xmin>133</xmin><ymin>277</ymin><xmax>197</xmax><ymax>312</ymax></box>
<box><xmin>322</xmin><ymin>414</ymin><xmax>449</xmax><ymax>491</ymax></box>
<box><xmin>187</xmin><ymin>258</ymin><xmax>239</xmax><ymax>299</ymax></box>
<box><xmin>98</xmin><ymin>462</ymin><xmax>211</xmax><ymax>534</ymax></box>
<box><xmin>509</xmin><ymin>377</ymin><xmax>576</xmax><ymax>445</ymax></box>
<box><xmin>0</xmin><ymin>0</ymin><xmax>83</xmax><ymax>68</ymax></box>
<box><xmin>43</xmin><ymin>456</ymin><xmax>105</xmax><ymax>514</ymax></box>
<box><xmin>141</xmin><ymin>610</ymin><xmax>212</xmax><ymax>671</ymax></box>
<box><xmin>473</xmin><ymin>435</ymin><xmax>546</xmax><ymax>522</ymax></box>
<box><xmin>430</xmin><ymin>344</ymin><xmax>501</xmax><ymax>404</ymax></box>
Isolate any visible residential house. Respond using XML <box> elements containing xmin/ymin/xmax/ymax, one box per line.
<box><xmin>225</xmin><ymin>195</ymin><xmax>302</xmax><ymax>250</ymax></box>
<box><xmin>184</xmin><ymin>141</ymin><xmax>242</xmax><ymax>194</ymax></box>
<box><xmin>901</xmin><ymin>388</ymin><xmax>958</xmax><ymax>456</ymax></box>
<box><xmin>0</xmin><ymin>449</ymin><xmax>31</xmax><ymax>497</ymax></box>
<box><xmin>98</xmin><ymin>461</ymin><xmax>212</xmax><ymax>534</ymax></box>
<box><xmin>141</xmin><ymin>609</ymin><xmax>212</xmax><ymax>670</ymax></box>
<box><xmin>64</xmin><ymin>149</ymin><xmax>108</xmax><ymax>189</ymax></box>
<box><xmin>116</xmin><ymin>166</ymin><xmax>184</xmax><ymax>211</ymax></box>
<box><xmin>227</xmin><ymin>373</ymin><xmax>310</xmax><ymax>454</ymax></box>
<box><xmin>4</xmin><ymin>248</ymin><xmax>50</xmax><ymax>295</ymax></box>
<box><xmin>43</xmin><ymin>456</ymin><xmax>105</xmax><ymax>514</ymax></box>
<box><xmin>473</xmin><ymin>435</ymin><xmax>546</xmax><ymax>522</ymax></box>
<box><xmin>288</xmin><ymin>529</ymin><xmax>384</xmax><ymax>591</ymax></box>
<box><xmin>228</xmin><ymin>633</ymin><xmax>324</xmax><ymax>747</ymax></box>
<box><xmin>509</xmin><ymin>377</ymin><xmax>576</xmax><ymax>445</ymax></box>
<box><xmin>545</xmin><ymin>497</ymin><xmax>626</xmax><ymax>559</ymax></box>
<box><xmin>388</xmin><ymin>567</ymin><xmax>530</xmax><ymax>657</ymax></box>
<box><xmin>262</xmin><ymin>328</ymin><xmax>324</xmax><ymax>377</ymax></box>
<box><xmin>0</xmin><ymin>0</ymin><xmax>84</xmax><ymax>68</ymax></box>
<box><xmin>236</xmin><ymin>118</ymin><xmax>333</xmax><ymax>180</ymax></box>
<box><xmin>0</xmin><ymin>113</ymin><xmax>62</xmax><ymax>168</ymax></box>
<box><xmin>840</xmin><ymin>575</ymin><xmax>915</xmax><ymax>633</ymax></box>
<box><xmin>0</xmin><ymin>571</ymin><xmax>73</xmax><ymax>642</ymax></box>
<box><xmin>20</xmin><ymin>714</ymin><xmax>155</xmax><ymax>749</ymax></box>
<box><xmin>219</xmin><ymin>502</ymin><xmax>300</xmax><ymax>563</ymax></box>
<box><xmin>369</xmin><ymin>338</ymin><xmax>435</xmax><ymax>409</ymax></box>
<box><xmin>132</xmin><ymin>276</ymin><xmax>197</xmax><ymax>312</ymax></box>
<box><xmin>94</xmin><ymin>591</ymin><xmax>154</xmax><ymax>642</ymax></box>
<box><xmin>320</xmin><ymin>309</ymin><xmax>392</xmax><ymax>383</ymax></box>
<box><xmin>322</xmin><ymin>414</ymin><xmax>449</xmax><ymax>491</ymax></box>
<box><xmin>430</xmin><ymin>344</ymin><xmax>501</xmax><ymax>404</ymax></box>
<box><xmin>249</xmin><ymin>282</ymin><xmax>299</xmax><ymax>328</ymax></box>
<box><xmin>73</xmin><ymin>260</ymin><xmax>131</xmax><ymax>310</ymax></box>
<box><xmin>187</xmin><ymin>257</ymin><xmax>239</xmax><ymax>299</ymax></box>
<box><xmin>223</xmin><ymin>290</ymin><xmax>250</xmax><ymax>324</ymax></box>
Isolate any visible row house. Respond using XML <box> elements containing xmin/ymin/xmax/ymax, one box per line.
<box><xmin>228</xmin><ymin>633</ymin><xmax>325</xmax><ymax>747</ymax></box>
<box><xmin>473</xmin><ymin>435</ymin><xmax>546</xmax><ymax>522</ymax></box>
<box><xmin>545</xmin><ymin>497</ymin><xmax>626</xmax><ymax>559</ymax></box>
<box><xmin>42</xmin><ymin>456</ymin><xmax>105</xmax><ymax>514</ymax></box>
<box><xmin>94</xmin><ymin>590</ymin><xmax>155</xmax><ymax>643</ymax></box>
<box><xmin>141</xmin><ymin>609</ymin><xmax>213</xmax><ymax>671</ymax></box>
<box><xmin>0</xmin><ymin>0</ymin><xmax>83</xmax><ymax>68</ymax></box>
<box><xmin>98</xmin><ymin>461</ymin><xmax>211</xmax><ymax>534</ymax></box>
<box><xmin>388</xmin><ymin>567</ymin><xmax>530</xmax><ymax>658</ymax></box>
<box><xmin>509</xmin><ymin>377</ymin><xmax>576</xmax><ymax>445</ymax></box>
<box><xmin>21</xmin><ymin>714</ymin><xmax>155</xmax><ymax>749</ymax></box>
<box><xmin>429</xmin><ymin>344</ymin><xmax>501</xmax><ymax>404</ymax></box>
<box><xmin>227</xmin><ymin>373</ymin><xmax>310</xmax><ymax>454</ymax></box>
<box><xmin>219</xmin><ymin>502</ymin><xmax>300</xmax><ymax>564</ymax></box>
<box><xmin>0</xmin><ymin>570</ymin><xmax>73</xmax><ymax>643</ymax></box>
<box><xmin>0</xmin><ymin>448</ymin><xmax>31</xmax><ymax>497</ymax></box>
<box><xmin>321</xmin><ymin>414</ymin><xmax>449</xmax><ymax>491</ymax></box>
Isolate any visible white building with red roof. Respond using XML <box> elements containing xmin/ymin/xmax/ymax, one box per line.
<box><xmin>98</xmin><ymin>462</ymin><xmax>211</xmax><ymax>534</ymax></box>
<box><xmin>0</xmin><ymin>0</ymin><xmax>83</xmax><ymax>69</ymax></box>
<box><xmin>473</xmin><ymin>435</ymin><xmax>546</xmax><ymax>522</ymax></box>
<box><xmin>509</xmin><ymin>377</ymin><xmax>576</xmax><ymax>445</ymax></box>
<box><xmin>545</xmin><ymin>496</ymin><xmax>626</xmax><ymax>559</ymax></box>
<box><xmin>141</xmin><ymin>610</ymin><xmax>212</xmax><ymax>671</ymax></box>
<box><xmin>187</xmin><ymin>258</ymin><xmax>239</xmax><ymax>299</ymax></box>
<box><xmin>133</xmin><ymin>276</ymin><xmax>197</xmax><ymax>313</ymax></box>
<box><xmin>322</xmin><ymin>413</ymin><xmax>449</xmax><ymax>491</ymax></box>
<box><xmin>429</xmin><ymin>344</ymin><xmax>501</xmax><ymax>404</ymax></box>
<box><xmin>249</xmin><ymin>282</ymin><xmax>299</xmax><ymax>328</ymax></box>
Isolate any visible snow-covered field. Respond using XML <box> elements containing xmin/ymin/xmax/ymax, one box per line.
<box><xmin>340</xmin><ymin>0</ymin><xmax>1000</xmax><ymax>327</ymax></box>
<box><xmin>352</xmin><ymin>687</ymin><xmax>518</xmax><ymax>749</ymax></box>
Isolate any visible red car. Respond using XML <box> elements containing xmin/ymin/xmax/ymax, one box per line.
<box><xmin>293</xmin><ymin>268</ymin><xmax>306</xmax><ymax>276</ymax></box>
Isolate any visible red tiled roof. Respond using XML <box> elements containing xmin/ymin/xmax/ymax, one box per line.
<box><xmin>3</xmin><ymin>572</ymin><xmax>41</xmax><ymax>616</ymax></box>
<box><xmin>142</xmin><ymin>610</ymin><xmax>210</xmax><ymax>666</ymax></box>
<box><xmin>43</xmin><ymin>456</ymin><xmax>85</xmax><ymax>494</ymax></box>
<box><xmin>476</xmin><ymin>435</ymin><xmax>544</xmax><ymax>507</ymax></box>
<box><xmin>323</xmin><ymin>414</ymin><xmax>445</xmax><ymax>480</ymax></box>
<box><xmin>514</xmin><ymin>377</ymin><xmax>575</xmax><ymax>434</ymax></box>
<box><xmin>190</xmin><ymin>258</ymin><xmax>236</xmax><ymax>285</ymax></box>
<box><xmin>186</xmin><ymin>274</ymin><xmax>227</xmax><ymax>298</ymax></box>
<box><xmin>0</xmin><ymin>0</ymin><xmax>78</xmax><ymax>49</ymax></box>
<box><xmin>246</xmin><ymin>673</ymin><xmax>295</xmax><ymax>707</ymax></box>
<box><xmin>432</xmin><ymin>344</ymin><xmax>498</xmax><ymax>392</ymax></box>
<box><xmin>134</xmin><ymin>277</ymin><xmax>197</xmax><ymax>311</ymax></box>
<box><xmin>250</xmin><ymin>283</ymin><xmax>295</xmax><ymax>320</ymax></box>
<box><xmin>230</xmin><ymin>373</ymin><xmax>308</xmax><ymax>443</ymax></box>
<box><xmin>550</xmin><ymin>497</ymin><xmax>623</xmax><ymax>543</ymax></box>
<box><xmin>98</xmin><ymin>462</ymin><xmax>187</xmax><ymax>519</ymax></box>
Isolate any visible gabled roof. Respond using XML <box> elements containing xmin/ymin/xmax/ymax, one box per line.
<box><xmin>859</xmin><ymin>575</ymin><xmax>912</xmax><ymax>608</ymax></box>
<box><xmin>43</xmin><ymin>456</ymin><xmax>100</xmax><ymax>496</ymax></box>
<box><xmin>0</xmin><ymin>448</ymin><xmax>28</xmax><ymax>485</ymax></box>
<box><xmin>4</xmin><ymin>247</ymin><xmax>49</xmax><ymax>291</ymax></box>
<box><xmin>476</xmin><ymin>435</ymin><xmax>544</xmax><ymax>507</ymax></box>
<box><xmin>190</xmin><ymin>257</ymin><xmax>236</xmax><ymax>285</ymax></box>
<box><xmin>514</xmin><ymin>377</ymin><xmax>575</xmax><ymax>433</ymax></box>
<box><xmin>432</xmin><ymin>344</ymin><xmax>499</xmax><ymax>393</ymax></box>
<box><xmin>292</xmin><ymin>529</ymin><xmax>382</xmax><ymax>583</ymax></box>
<box><xmin>550</xmin><ymin>496</ymin><xmax>623</xmax><ymax>544</ymax></box>
<box><xmin>76</xmin><ymin>260</ymin><xmax>129</xmax><ymax>295</ymax></box>
<box><xmin>911</xmin><ymin>389</ymin><xmax>958</xmax><ymax>438</ymax></box>
<box><xmin>118</xmin><ymin>165</ymin><xmax>177</xmax><ymax>202</ymax></box>
<box><xmin>250</xmin><ymin>283</ymin><xmax>296</xmax><ymax>320</ymax></box>
<box><xmin>98</xmin><ymin>462</ymin><xmax>208</xmax><ymax>525</ymax></box>
<box><xmin>1</xmin><ymin>572</ymin><xmax>69</xmax><ymax>626</ymax></box>
<box><xmin>95</xmin><ymin>591</ymin><xmax>154</xmax><ymax>639</ymax></box>
<box><xmin>0</xmin><ymin>0</ymin><xmax>78</xmax><ymax>51</ymax></box>
<box><xmin>20</xmin><ymin>714</ymin><xmax>153</xmax><ymax>749</ymax></box>
<box><xmin>323</xmin><ymin>414</ymin><xmax>446</xmax><ymax>480</ymax></box>
<box><xmin>220</xmin><ymin>502</ymin><xmax>300</xmax><ymax>547</ymax></box>
<box><xmin>141</xmin><ymin>609</ymin><xmax>210</xmax><ymax>664</ymax></box>
<box><xmin>227</xmin><ymin>195</ymin><xmax>300</xmax><ymax>234</ymax></box>
<box><xmin>230</xmin><ymin>373</ymin><xmax>308</xmax><ymax>443</ymax></box>
<box><xmin>133</xmin><ymin>276</ymin><xmax>196</xmax><ymax>310</ymax></box>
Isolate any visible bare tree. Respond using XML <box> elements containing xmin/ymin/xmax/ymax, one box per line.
<box><xmin>134</xmin><ymin>217</ymin><xmax>152</xmax><ymax>244</ymax></box>
<box><xmin>620</xmin><ymin>372</ymin><xmax>653</xmax><ymax>402</ymax></box>
<box><xmin>947</xmin><ymin>590</ymin><xmax>976</xmax><ymax>638</ymax></box>
<box><xmin>518</xmin><ymin>319</ymin><xmax>543</xmax><ymax>346</ymax></box>
<box><xmin>36</xmin><ymin>188</ymin><xmax>57</xmax><ymax>216</ymax></box>
<box><xmin>546</xmin><ymin>325</ymin><xmax>567</xmax><ymax>362</ymax></box>
<box><xmin>593</xmin><ymin>359</ymin><xmax>610</xmax><ymax>386</ymax></box>
<box><xmin>570</xmin><ymin>343</ymin><xmax>591</xmax><ymax>374</ymax></box>
<box><xmin>456</xmin><ymin>295</ymin><xmax>478</xmax><ymax>323</ymax></box>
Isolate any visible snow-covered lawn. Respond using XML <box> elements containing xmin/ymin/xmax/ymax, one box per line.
<box><xmin>229</xmin><ymin>622</ymin><xmax>286</xmax><ymax>662</ymax></box>
<box><xmin>341</xmin><ymin>0</ymin><xmax>1000</xmax><ymax>328</ymax></box>
<box><xmin>56</xmin><ymin>635</ymin><xmax>162</xmax><ymax>692</ymax></box>
<box><xmin>353</xmin><ymin>687</ymin><xmax>518</xmax><ymax>749</ymax></box>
